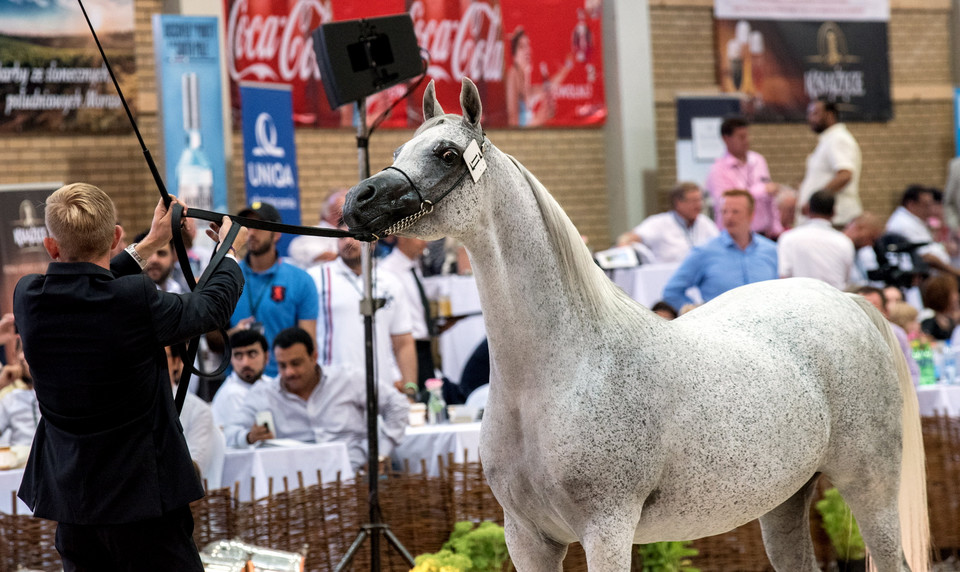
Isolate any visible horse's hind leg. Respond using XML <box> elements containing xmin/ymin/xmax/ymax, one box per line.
<box><xmin>832</xmin><ymin>478</ymin><xmax>907</xmax><ymax>571</ymax></box>
<box><xmin>503</xmin><ymin>514</ymin><xmax>567</xmax><ymax>572</ymax></box>
<box><xmin>758</xmin><ymin>475</ymin><xmax>821</xmax><ymax>572</ymax></box>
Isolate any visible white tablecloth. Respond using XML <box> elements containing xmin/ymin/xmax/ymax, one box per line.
<box><xmin>0</xmin><ymin>468</ymin><xmax>30</xmax><ymax>515</ymax></box>
<box><xmin>393</xmin><ymin>422</ymin><xmax>481</xmax><ymax>476</ymax></box>
<box><xmin>222</xmin><ymin>441</ymin><xmax>353</xmax><ymax>501</ymax></box>
<box><xmin>609</xmin><ymin>263</ymin><xmax>707</xmax><ymax>309</ymax></box>
<box><xmin>916</xmin><ymin>383</ymin><xmax>960</xmax><ymax>417</ymax></box>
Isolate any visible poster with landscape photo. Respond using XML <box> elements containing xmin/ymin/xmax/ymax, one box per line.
<box><xmin>0</xmin><ymin>0</ymin><xmax>135</xmax><ymax>133</ymax></box>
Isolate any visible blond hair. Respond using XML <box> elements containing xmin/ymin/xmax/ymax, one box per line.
<box><xmin>45</xmin><ymin>183</ymin><xmax>117</xmax><ymax>261</ymax></box>
<box><xmin>888</xmin><ymin>300</ymin><xmax>919</xmax><ymax>331</ymax></box>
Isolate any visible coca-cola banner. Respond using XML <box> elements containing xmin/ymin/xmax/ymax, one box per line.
<box><xmin>224</xmin><ymin>0</ymin><xmax>605</xmax><ymax>128</ymax></box>
<box><xmin>714</xmin><ymin>0</ymin><xmax>890</xmax><ymax>122</ymax></box>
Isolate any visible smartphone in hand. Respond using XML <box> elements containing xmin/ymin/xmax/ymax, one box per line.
<box><xmin>255</xmin><ymin>410</ymin><xmax>275</xmax><ymax>436</ymax></box>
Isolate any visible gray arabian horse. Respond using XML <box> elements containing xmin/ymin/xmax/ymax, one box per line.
<box><xmin>343</xmin><ymin>78</ymin><xmax>930</xmax><ymax>572</ymax></box>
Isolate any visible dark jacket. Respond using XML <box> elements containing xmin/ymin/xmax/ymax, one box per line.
<box><xmin>14</xmin><ymin>252</ymin><xmax>243</xmax><ymax>524</ymax></box>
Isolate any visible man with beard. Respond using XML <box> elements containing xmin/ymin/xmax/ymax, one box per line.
<box><xmin>798</xmin><ymin>100</ymin><xmax>862</xmax><ymax>227</ymax></box>
<box><xmin>309</xmin><ymin>232</ymin><xmax>417</xmax><ymax>397</ymax></box>
<box><xmin>230</xmin><ymin>202</ymin><xmax>318</xmax><ymax>378</ymax></box>
<box><xmin>134</xmin><ymin>229</ymin><xmax>185</xmax><ymax>293</ymax></box>
<box><xmin>209</xmin><ymin>329</ymin><xmax>271</xmax><ymax>430</ymax></box>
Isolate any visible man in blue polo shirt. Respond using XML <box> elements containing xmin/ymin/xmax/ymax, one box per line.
<box><xmin>662</xmin><ymin>189</ymin><xmax>778</xmax><ymax>310</ymax></box>
<box><xmin>232</xmin><ymin>202</ymin><xmax>318</xmax><ymax>377</ymax></box>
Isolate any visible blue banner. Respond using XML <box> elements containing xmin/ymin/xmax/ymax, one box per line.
<box><xmin>240</xmin><ymin>82</ymin><xmax>301</xmax><ymax>256</ymax></box>
<box><xmin>152</xmin><ymin>15</ymin><xmax>228</xmax><ymax>214</ymax></box>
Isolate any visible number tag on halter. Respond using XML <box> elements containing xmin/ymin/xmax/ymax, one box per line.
<box><xmin>463</xmin><ymin>139</ymin><xmax>487</xmax><ymax>183</ymax></box>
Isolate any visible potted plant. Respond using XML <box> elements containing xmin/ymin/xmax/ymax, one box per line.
<box><xmin>636</xmin><ymin>541</ymin><xmax>699</xmax><ymax>572</ymax></box>
<box><xmin>412</xmin><ymin>521</ymin><xmax>511</xmax><ymax>572</ymax></box>
<box><xmin>815</xmin><ymin>487</ymin><xmax>866</xmax><ymax>572</ymax></box>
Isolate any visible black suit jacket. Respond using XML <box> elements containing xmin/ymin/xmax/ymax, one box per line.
<box><xmin>14</xmin><ymin>252</ymin><xmax>243</xmax><ymax>524</ymax></box>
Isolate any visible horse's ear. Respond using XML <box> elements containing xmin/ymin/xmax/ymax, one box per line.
<box><xmin>459</xmin><ymin>77</ymin><xmax>482</xmax><ymax>128</ymax></box>
<box><xmin>423</xmin><ymin>80</ymin><xmax>445</xmax><ymax>121</ymax></box>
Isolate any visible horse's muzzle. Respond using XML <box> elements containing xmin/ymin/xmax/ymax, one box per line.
<box><xmin>343</xmin><ymin>169</ymin><xmax>423</xmax><ymax>239</ymax></box>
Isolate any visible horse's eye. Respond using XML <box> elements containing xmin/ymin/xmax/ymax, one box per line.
<box><xmin>441</xmin><ymin>149</ymin><xmax>459</xmax><ymax>164</ymax></box>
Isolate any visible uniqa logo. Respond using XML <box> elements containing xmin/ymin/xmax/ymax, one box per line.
<box><xmin>253</xmin><ymin>112</ymin><xmax>285</xmax><ymax>158</ymax></box>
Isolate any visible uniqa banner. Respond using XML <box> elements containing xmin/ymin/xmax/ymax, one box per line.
<box><xmin>240</xmin><ymin>82</ymin><xmax>301</xmax><ymax>256</ymax></box>
<box><xmin>0</xmin><ymin>0</ymin><xmax>135</xmax><ymax>133</ymax></box>
<box><xmin>223</xmin><ymin>0</ymin><xmax>605</xmax><ymax>128</ymax></box>
<box><xmin>713</xmin><ymin>0</ymin><xmax>891</xmax><ymax>122</ymax></box>
<box><xmin>152</xmin><ymin>15</ymin><xmax>229</xmax><ymax>215</ymax></box>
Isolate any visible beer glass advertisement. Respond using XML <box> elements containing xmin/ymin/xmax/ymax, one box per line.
<box><xmin>152</xmin><ymin>15</ymin><xmax>228</xmax><ymax>215</ymax></box>
<box><xmin>0</xmin><ymin>183</ymin><xmax>58</xmax><ymax>319</ymax></box>
<box><xmin>713</xmin><ymin>0</ymin><xmax>891</xmax><ymax>122</ymax></box>
<box><xmin>223</xmin><ymin>0</ymin><xmax>605</xmax><ymax>128</ymax></box>
<box><xmin>0</xmin><ymin>0</ymin><xmax>135</xmax><ymax>133</ymax></box>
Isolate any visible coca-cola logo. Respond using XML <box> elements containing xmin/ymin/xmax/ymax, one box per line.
<box><xmin>410</xmin><ymin>1</ymin><xmax>504</xmax><ymax>82</ymax></box>
<box><xmin>226</xmin><ymin>0</ymin><xmax>332</xmax><ymax>83</ymax></box>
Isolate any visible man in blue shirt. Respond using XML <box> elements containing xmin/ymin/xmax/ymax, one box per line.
<box><xmin>662</xmin><ymin>189</ymin><xmax>778</xmax><ymax>310</ymax></box>
<box><xmin>231</xmin><ymin>202</ymin><xmax>318</xmax><ymax>377</ymax></box>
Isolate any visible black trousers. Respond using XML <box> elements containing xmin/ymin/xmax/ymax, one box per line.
<box><xmin>55</xmin><ymin>505</ymin><xmax>203</xmax><ymax>572</ymax></box>
<box><xmin>415</xmin><ymin>339</ymin><xmax>436</xmax><ymax>391</ymax></box>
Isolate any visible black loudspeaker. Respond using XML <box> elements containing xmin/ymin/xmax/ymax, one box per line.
<box><xmin>312</xmin><ymin>14</ymin><xmax>423</xmax><ymax>109</ymax></box>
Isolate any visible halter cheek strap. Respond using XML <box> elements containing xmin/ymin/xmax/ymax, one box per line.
<box><xmin>376</xmin><ymin>138</ymin><xmax>487</xmax><ymax>239</ymax></box>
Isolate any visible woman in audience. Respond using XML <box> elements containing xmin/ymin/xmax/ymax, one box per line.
<box><xmin>920</xmin><ymin>274</ymin><xmax>959</xmax><ymax>340</ymax></box>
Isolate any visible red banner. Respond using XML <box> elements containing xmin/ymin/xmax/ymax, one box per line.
<box><xmin>223</xmin><ymin>0</ymin><xmax>605</xmax><ymax>128</ymax></box>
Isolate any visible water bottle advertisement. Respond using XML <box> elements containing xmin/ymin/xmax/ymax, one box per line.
<box><xmin>239</xmin><ymin>82</ymin><xmax>301</xmax><ymax>256</ymax></box>
<box><xmin>152</xmin><ymin>15</ymin><xmax>228</xmax><ymax>214</ymax></box>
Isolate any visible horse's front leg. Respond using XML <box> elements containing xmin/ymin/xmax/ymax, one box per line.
<box><xmin>504</xmin><ymin>513</ymin><xmax>568</xmax><ymax>572</ymax></box>
<box><xmin>579</xmin><ymin>515</ymin><xmax>639</xmax><ymax>572</ymax></box>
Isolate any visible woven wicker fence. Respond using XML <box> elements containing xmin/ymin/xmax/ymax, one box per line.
<box><xmin>3</xmin><ymin>414</ymin><xmax>960</xmax><ymax>571</ymax></box>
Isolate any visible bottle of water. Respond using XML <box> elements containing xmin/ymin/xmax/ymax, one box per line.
<box><xmin>942</xmin><ymin>341</ymin><xmax>958</xmax><ymax>385</ymax></box>
<box><xmin>176</xmin><ymin>72</ymin><xmax>213</xmax><ymax>211</ymax></box>
<box><xmin>425</xmin><ymin>378</ymin><xmax>447</xmax><ymax>424</ymax></box>
<box><xmin>912</xmin><ymin>341</ymin><xmax>936</xmax><ymax>386</ymax></box>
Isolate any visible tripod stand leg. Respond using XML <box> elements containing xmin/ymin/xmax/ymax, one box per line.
<box><xmin>383</xmin><ymin>526</ymin><xmax>416</xmax><ymax>566</ymax></box>
<box><xmin>335</xmin><ymin>527</ymin><xmax>370</xmax><ymax>572</ymax></box>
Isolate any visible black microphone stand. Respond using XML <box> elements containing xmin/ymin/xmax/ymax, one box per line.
<box><xmin>335</xmin><ymin>98</ymin><xmax>415</xmax><ymax>572</ymax></box>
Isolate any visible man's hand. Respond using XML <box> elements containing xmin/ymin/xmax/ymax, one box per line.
<box><xmin>208</xmin><ymin>216</ymin><xmax>249</xmax><ymax>258</ymax></box>
<box><xmin>136</xmin><ymin>197</ymin><xmax>185</xmax><ymax>259</ymax></box>
<box><xmin>246</xmin><ymin>423</ymin><xmax>274</xmax><ymax>444</ymax></box>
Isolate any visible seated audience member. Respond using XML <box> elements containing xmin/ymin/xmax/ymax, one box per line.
<box><xmin>919</xmin><ymin>274</ymin><xmax>959</xmax><ymax>341</ymax></box>
<box><xmin>889</xmin><ymin>300</ymin><xmax>922</xmax><ymax>341</ymax></box>
<box><xmin>855</xmin><ymin>286</ymin><xmax>921</xmax><ymax>386</ymax></box>
<box><xmin>166</xmin><ymin>347</ymin><xmax>224</xmax><ymax>486</ymax></box>
<box><xmin>886</xmin><ymin>185</ymin><xmax>960</xmax><ymax>278</ymax></box>
<box><xmin>662</xmin><ymin>189</ymin><xmax>777</xmax><ymax>309</ymax></box>
<box><xmin>224</xmin><ymin>327</ymin><xmax>409</xmax><ymax>470</ymax></box>
<box><xmin>650</xmin><ymin>301</ymin><xmax>678</xmax><ymax>320</ymax></box>
<box><xmin>776</xmin><ymin>188</ymin><xmax>798</xmax><ymax>236</ymax></box>
<box><xmin>309</xmin><ymin>232</ymin><xmax>417</xmax><ymax>393</ymax></box>
<box><xmin>458</xmin><ymin>339</ymin><xmax>490</xmax><ymax>403</ymax></box>
<box><xmin>884</xmin><ymin>285</ymin><xmax>905</xmax><ymax>312</ymax></box>
<box><xmin>615</xmin><ymin>182</ymin><xmax>719</xmax><ymax>263</ymax></box>
<box><xmin>777</xmin><ymin>190</ymin><xmax>855</xmax><ymax>290</ymax></box>
<box><xmin>210</xmin><ymin>329</ymin><xmax>272</xmax><ymax>429</ymax></box>
<box><xmin>133</xmin><ymin>230</ymin><xmax>186</xmax><ymax>293</ymax></box>
<box><xmin>843</xmin><ymin>212</ymin><xmax>886</xmax><ymax>285</ymax></box>
<box><xmin>0</xmin><ymin>313</ymin><xmax>15</xmax><ymax>367</ymax></box>
<box><xmin>0</xmin><ymin>336</ymin><xmax>39</xmax><ymax>450</ymax></box>
<box><xmin>286</xmin><ymin>188</ymin><xmax>348</xmax><ymax>269</ymax></box>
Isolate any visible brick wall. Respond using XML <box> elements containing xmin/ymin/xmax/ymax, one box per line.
<box><xmin>649</xmin><ymin>0</ymin><xmax>955</xmax><ymax>218</ymax></box>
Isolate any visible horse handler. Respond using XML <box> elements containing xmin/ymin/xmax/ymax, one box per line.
<box><xmin>13</xmin><ymin>183</ymin><xmax>246</xmax><ymax>571</ymax></box>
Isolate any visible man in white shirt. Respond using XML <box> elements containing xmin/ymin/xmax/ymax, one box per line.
<box><xmin>843</xmin><ymin>212</ymin><xmax>886</xmax><ymax>286</ymax></box>
<box><xmin>885</xmin><ymin>185</ymin><xmax>960</xmax><ymax>277</ymax></box>
<box><xmin>798</xmin><ymin>100</ymin><xmax>862</xmax><ymax>226</ymax></box>
<box><xmin>224</xmin><ymin>327</ymin><xmax>409</xmax><ymax>470</ymax></box>
<box><xmin>615</xmin><ymin>182</ymin><xmax>719</xmax><ymax>263</ymax></box>
<box><xmin>309</xmin><ymin>233</ymin><xmax>417</xmax><ymax>394</ymax></box>
<box><xmin>286</xmin><ymin>188</ymin><xmax>348</xmax><ymax>269</ymax></box>
<box><xmin>380</xmin><ymin>237</ymin><xmax>436</xmax><ymax>395</ymax></box>
<box><xmin>210</xmin><ymin>329</ymin><xmax>272</xmax><ymax>429</ymax></box>
<box><xmin>778</xmin><ymin>190</ymin><xmax>855</xmax><ymax>290</ymax></box>
<box><xmin>165</xmin><ymin>346</ymin><xmax>223</xmax><ymax>486</ymax></box>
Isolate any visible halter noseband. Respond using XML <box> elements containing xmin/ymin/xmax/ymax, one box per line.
<box><xmin>373</xmin><ymin>138</ymin><xmax>487</xmax><ymax>239</ymax></box>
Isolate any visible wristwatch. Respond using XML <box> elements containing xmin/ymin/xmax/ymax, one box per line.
<box><xmin>125</xmin><ymin>243</ymin><xmax>147</xmax><ymax>269</ymax></box>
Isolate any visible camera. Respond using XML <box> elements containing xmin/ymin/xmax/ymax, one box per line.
<box><xmin>866</xmin><ymin>233</ymin><xmax>930</xmax><ymax>288</ymax></box>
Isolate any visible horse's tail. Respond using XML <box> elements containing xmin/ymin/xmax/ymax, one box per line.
<box><xmin>850</xmin><ymin>294</ymin><xmax>930</xmax><ymax>572</ymax></box>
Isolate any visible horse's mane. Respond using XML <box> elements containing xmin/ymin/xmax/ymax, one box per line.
<box><xmin>504</xmin><ymin>154</ymin><xmax>648</xmax><ymax>324</ymax></box>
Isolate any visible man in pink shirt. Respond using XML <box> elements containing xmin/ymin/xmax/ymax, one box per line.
<box><xmin>704</xmin><ymin>116</ymin><xmax>782</xmax><ymax>238</ymax></box>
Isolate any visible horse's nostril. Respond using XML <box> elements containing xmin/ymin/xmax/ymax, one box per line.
<box><xmin>356</xmin><ymin>184</ymin><xmax>377</xmax><ymax>204</ymax></box>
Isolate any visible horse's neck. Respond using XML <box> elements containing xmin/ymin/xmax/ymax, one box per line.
<box><xmin>460</xmin><ymin>157</ymin><xmax>629</xmax><ymax>357</ymax></box>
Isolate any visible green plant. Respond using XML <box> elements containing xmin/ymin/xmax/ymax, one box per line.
<box><xmin>412</xmin><ymin>521</ymin><xmax>510</xmax><ymax>572</ymax></box>
<box><xmin>637</xmin><ymin>541</ymin><xmax>699</xmax><ymax>572</ymax></box>
<box><xmin>815</xmin><ymin>487</ymin><xmax>866</xmax><ymax>561</ymax></box>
